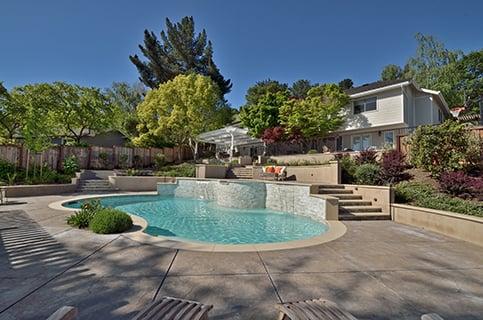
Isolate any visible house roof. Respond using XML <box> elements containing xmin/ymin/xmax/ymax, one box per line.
<box><xmin>344</xmin><ymin>79</ymin><xmax>409</xmax><ymax>95</ymax></box>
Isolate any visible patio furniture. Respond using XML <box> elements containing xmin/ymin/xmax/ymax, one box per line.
<box><xmin>276</xmin><ymin>298</ymin><xmax>358</xmax><ymax>320</ymax></box>
<box><xmin>46</xmin><ymin>306</ymin><xmax>78</xmax><ymax>320</ymax></box>
<box><xmin>259</xmin><ymin>166</ymin><xmax>287</xmax><ymax>181</ymax></box>
<box><xmin>421</xmin><ymin>314</ymin><xmax>445</xmax><ymax>320</ymax></box>
<box><xmin>132</xmin><ymin>296</ymin><xmax>213</xmax><ymax>320</ymax></box>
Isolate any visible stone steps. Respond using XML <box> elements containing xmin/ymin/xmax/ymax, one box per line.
<box><xmin>315</xmin><ymin>184</ymin><xmax>390</xmax><ymax>221</ymax></box>
<box><xmin>227</xmin><ymin>167</ymin><xmax>253</xmax><ymax>179</ymax></box>
<box><xmin>77</xmin><ymin>179</ymin><xmax>113</xmax><ymax>192</ymax></box>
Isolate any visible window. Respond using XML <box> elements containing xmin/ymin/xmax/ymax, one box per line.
<box><xmin>438</xmin><ymin>109</ymin><xmax>443</xmax><ymax>123</ymax></box>
<box><xmin>353</xmin><ymin>97</ymin><xmax>377</xmax><ymax>114</ymax></box>
<box><xmin>351</xmin><ymin>134</ymin><xmax>372</xmax><ymax>151</ymax></box>
<box><xmin>383</xmin><ymin>131</ymin><xmax>394</xmax><ymax>148</ymax></box>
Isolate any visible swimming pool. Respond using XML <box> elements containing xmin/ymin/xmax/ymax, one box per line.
<box><xmin>63</xmin><ymin>195</ymin><xmax>328</xmax><ymax>244</ymax></box>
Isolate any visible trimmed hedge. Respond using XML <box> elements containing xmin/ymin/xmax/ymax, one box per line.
<box><xmin>394</xmin><ymin>182</ymin><xmax>483</xmax><ymax>217</ymax></box>
<box><xmin>89</xmin><ymin>208</ymin><xmax>133</xmax><ymax>234</ymax></box>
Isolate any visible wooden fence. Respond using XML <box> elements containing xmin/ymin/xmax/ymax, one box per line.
<box><xmin>0</xmin><ymin>145</ymin><xmax>192</xmax><ymax>170</ymax></box>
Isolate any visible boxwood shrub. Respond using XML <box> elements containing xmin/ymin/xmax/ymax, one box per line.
<box><xmin>89</xmin><ymin>208</ymin><xmax>133</xmax><ymax>234</ymax></box>
<box><xmin>394</xmin><ymin>181</ymin><xmax>483</xmax><ymax>217</ymax></box>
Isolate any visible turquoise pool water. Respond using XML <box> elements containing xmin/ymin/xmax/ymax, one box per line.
<box><xmin>63</xmin><ymin>195</ymin><xmax>328</xmax><ymax>244</ymax></box>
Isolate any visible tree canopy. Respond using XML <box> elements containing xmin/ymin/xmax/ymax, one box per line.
<box><xmin>129</xmin><ymin>16</ymin><xmax>232</xmax><ymax>96</ymax></box>
<box><xmin>106</xmin><ymin>82</ymin><xmax>146</xmax><ymax>139</ymax></box>
<box><xmin>239</xmin><ymin>91</ymin><xmax>288</xmax><ymax>138</ymax></box>
<box><xmin>244</xmin><ymin>79</ymin><xmax>288</xmax><ymax>106</ymax></box>
<box><xmin>133</xmin><ymin>74</ymin><xmax>222</xmax><ymax>155</ymax></box>
<box><xmin>279</xmin><ymin>84</ymin><xmax>348</xmax><ymax>147</ymax></box>
<box><xmin>380</xmin><ymin>64</ymin><xmax>403</xmax><ymax>81</ymax></box>
<box><xmin>380</xmin><ymin>33</ymin><xmax>481</xmax><ymax>112</ymax></box>
<box><xmin>290</xmin><ymin>79</ymin><xmax>315</xmax><ymax>99</ymax></box>
<box><xmin>338</xmin><ymin>78</ymin><xmax>354</xmax><ymax>90</ymax></box>
<box><xmin>0</xmin><ymin>82</ymin><xmax>117</xmax><ymax>145</ymax></box>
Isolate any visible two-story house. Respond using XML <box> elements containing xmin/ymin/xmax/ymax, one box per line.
<box><xmin>199</xmin><ymin>79</ymin><xmax>451</xmax><ymax>157</ymax></box>
<box><xmin>324</xmin><ymin>79</ymin><xmax>451</xmax><ymax>151</ymax></box>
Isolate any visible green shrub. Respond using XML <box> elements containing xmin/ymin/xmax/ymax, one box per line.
<box><xmin>338</xmin><ymin>154</ymin><xmax>356</xmax><ymax>184</ymax></box>
<box><xmin>394</xmin><ymin>181</ymin><xmax>435</xmax><ymax>203</ymax></box>
<box><xmin>89</xmin><ymin>208</ymin><xmax>133</xmax><ymax>234</ymax></box>
<box><xmin>354</xmin><ymin>163</ymin><xmax>381</xmax><ymax>185</ymax></box>
<box><xmin>0</xmin><ymin>159</ymin><xmax>16</xmax><ymax>182</ymax></box>
<box><xmin>66</xmin><ymin>200</ymin><xmax>102</xmax><ymax>228</ymax></box>
<box><xmin>307</xmin><ymin>149</ymin><xmax>318</xmax><ymax>154</ymax></box>
<box><xmin>63</xmin><ymin>155</ymin><xmax>79</xmax><ymax>176</ymax></box>
<box><xmin>394</xmin><ymin>182</ymin><xmax>483</xmax><ymax>217</ymax></box>
<box><xmin>98</xmin><ymin>152</ymin><xmax>111</xmax><ymax>168</ymax></box>
<box><xmin>153</xmin><ymin>153</ymin><xmax>166</xmax><ymax>170</ymax></box>
<box><xmin>118</xmin><ymin>154</ymin><xmax>129</xmax><ymax>169</ymax></box>
<box><xmin>156</xmin><ymin>163</ymin><xmax>195</xmax><ymax>177</ymax></box>
<box><xmin>409</xmin><ymin>120</ymin><xmax>482</xmax><ymax>176</ymax></box>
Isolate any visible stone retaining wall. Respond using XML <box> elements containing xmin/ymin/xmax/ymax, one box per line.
<box><xmin>108</xmin><ymin>176</ymin><xmax>175</xmax><ymax>191</ymax></box>
<box><xmin>3</xmin><ymin>180</ymin><xmax>78</xmax><ymax>197</ymax></box>
<box><xmin>391</xmin><ymin>203</ymin><xmax>483</xmax><ymax>246</ymax></box>
<box><xmin>158</xmin><ymin>178</ymin><xmax>333</xmax><ymax>221</ymax></box>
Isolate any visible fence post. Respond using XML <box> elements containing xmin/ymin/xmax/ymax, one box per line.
<box><xmin>87</xmin><ymin>146</ymin><xmax>92</xmax><ymax>169</ymax></box>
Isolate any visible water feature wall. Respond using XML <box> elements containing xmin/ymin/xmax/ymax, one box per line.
<box><xmin>157</xmin><ymin>178</ymin><xmax>328</xmax><ymax>221</ymax></box>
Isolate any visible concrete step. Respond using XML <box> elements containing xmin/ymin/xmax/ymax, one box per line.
<box><xmin>340</xmin><ymin>206</ymin><xmax>382</xmax><ymax>213</ymax></box>
<box><xmin>339</xmin><ymin>212</ymin><xmax>391</xmax><ymax>221</ymax></box>
<box><xmin>331</xmin><ymin>194</ymin><xmax>363</xmax><ymax>200</ymax></box>
<box><xmin>338</xmin><ymin>200</ymin><xmax>372</xmax><ymax>206</ymax></box>
<box><xmin>318</xmin><ymin>189</ymin><xmax>353</xmax><ymax>194</ymax></box>
<box><xmin>318</xmin><ymin>185</ymin><xmax>345</xmax><ymax>189</ymax></box>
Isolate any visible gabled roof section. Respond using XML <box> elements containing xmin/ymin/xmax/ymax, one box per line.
<box><xmin>345</xmin><ymin>79</ymin><xmax>409</xmax><ymax>95</ymax></box>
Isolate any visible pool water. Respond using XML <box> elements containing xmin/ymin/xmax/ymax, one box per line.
<box><xmin>64</xmin><ymin>195</ymin><xmax>328</xmax><ymax>244</ymax></box>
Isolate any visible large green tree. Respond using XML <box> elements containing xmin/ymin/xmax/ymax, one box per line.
<box><xmin>279</xmin><ymin>84</ymin><xmax>348</xmax><ymax>150</ymax></box>
<box><xmin>129</xmin><ymin>16</ymin><xmax>232</xmax><ymax>96</ymax></box>
<box><xmin>244</xmin><ymin>79</ymin><xmax>288</xmax><ymax>106</ymax></box>
<box><xmin>106</xmin><ymin>82</ymin><xmax>146</xmax><ymax>139</ymax></box>
<box><xmin>49</xmin><ymin>82</ymin><xmax>116</xmax><ymax>144</ymax></box>
<box><xmin>134</xmin><ymin>74</ymin><xmax>222</xmax><ymax>158</ymax></box>
<box><xmin>290</xmin><ymin>79</ymin><xmax>315</xmax><ymax>99</ymax></box>
<box><xmin>380</xmin><ymin>64</ymin><xmax>403</xmax><ymax>81</ymax></box>
<box><xmin>0</xmin><ymin>82</ymin><xmax>25</xmax><ymax>141</ymax></box>
<box><xmin>338</xmin><ymin>78</ymin><xmax>354</xmax><ymax>90</ymax></box>
<box><xmin>239</xmin><ymin>91</ymin><xmax>288</xmax><ymax>138</ymax></box>
<box><xmin>380</xmin><ymin>33</ymin><xmax>482</xmax><ymax>110</ymax></box>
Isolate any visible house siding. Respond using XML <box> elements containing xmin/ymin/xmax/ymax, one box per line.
<box><xmin>342</xmin><ymin>87</ymin><xmax>404</xmax><ymax>131</ymax></box>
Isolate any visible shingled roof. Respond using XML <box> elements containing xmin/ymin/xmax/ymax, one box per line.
<box><xmin>345</xmin><ymin>79</ymin><xmax>409</xmax><ymax>95</ymax></box>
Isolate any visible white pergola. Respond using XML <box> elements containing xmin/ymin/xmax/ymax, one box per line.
<box><xmin>197</xmin><ymin>125</ymin><xmax>263</xmax><ymax>158</ymax></box>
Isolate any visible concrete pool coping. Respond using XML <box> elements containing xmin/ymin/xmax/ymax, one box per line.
<box><xmin>49</xmin><ymin>192</ymin><xmax>347</xmax><ymax>252</ymax></box>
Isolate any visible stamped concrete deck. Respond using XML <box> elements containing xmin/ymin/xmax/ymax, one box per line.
<box><xmin>0</xmin><ymin>194</ymin><xmax>482</xmax><ymax>320</ymax></box>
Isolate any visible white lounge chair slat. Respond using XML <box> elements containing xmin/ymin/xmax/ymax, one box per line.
<box><xmin>277</xmin><ymin>298</ymin><xmax>358</xmax><ymax>320</ymax></box>
<box><xmin>132</xmin><ymin>297</ymin><xmax>212</xmax><ymax>320</ymax></box>
<box><xmin>421</xmin><ymin>314</ymin><xmax>445</xmax><ymax>320</ymax></box>
<box><xmin>46</xmin><ymin>306</ymin><xmax>78</xmax><ymax>320</ymax></box>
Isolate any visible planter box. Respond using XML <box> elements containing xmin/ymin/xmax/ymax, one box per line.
<box><xmin>285</xmin><ymin>161</ymin><xmax>340</xmax><ymax>184</ymax></box>
<box><xmin>3</xmin><ymin>179</ymin><xmax>78</xmax><ymax>197</ymax></box>
<box><xmin>195</xmin><ymin>165</ymin><xmax>227</xmax><ymax>179</ymax></box>
<box><xmin>108</xmin><ymin>176</ymin><xmax>175</xmax><ymax>191</ymax></box>
<box><xmin>391</xmin><ymin>203</ymin><xmax>483</xmax><ymax>247</ymax></box>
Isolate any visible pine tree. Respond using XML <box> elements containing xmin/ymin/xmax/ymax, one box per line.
<box><xmin>129</xmin><ymin>16</ymin><xmax>232</xmax><ymax>96</ymax></box>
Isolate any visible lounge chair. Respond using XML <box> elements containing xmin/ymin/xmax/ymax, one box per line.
<box><xmin>259</xmin><ymin>166</ymin><xmax>287</xmax><ymax>181</ymax></box>
<box><xmin>46</xmin><ymin>297</ymin><xmax>213</xmax><ymax>320</ymax></box>
<box><xmin>421</xmin><ymin>314</ymin><xmax>445</xmax><ymax>320</ymax></box>
<box><xmin>131</xmin><ymin>296</ymin><xmax>213</xmax><ymax>320</ymax></box>
<box><xmin>46</xmin><ymin>306</ymin><xmax>78</xmax><ymax>320</ymax></box>
<box><xmin>276</xmin><ymin>298</ymin><xmax>358</xmax><ymax>320</ymax></box>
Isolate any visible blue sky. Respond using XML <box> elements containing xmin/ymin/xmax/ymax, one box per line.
<box><xmin>1</xmin><ymin>0</ymin><xmax>482</xmax><ymax>108</ymax></box>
